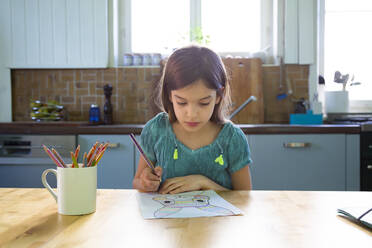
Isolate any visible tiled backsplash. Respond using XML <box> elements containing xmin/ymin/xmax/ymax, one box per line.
<box><xmin>263</xmin><ymin>64</ymin><xmax>309</xmax><ymax>123</ymax></box>
<box><xmin>11</xmin><ymin>64</ymin><xmax>308</xmax><ymax>124</ymax></box>
<box><xmin>12</xmin><ymin>68</ymin><xmax>161</xmax><ymax>123</ymax></box>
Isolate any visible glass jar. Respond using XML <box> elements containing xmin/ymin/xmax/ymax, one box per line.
<box><xmin>132</xmin><ymin>54</ymin><xmax>143</xmax><ymax>66</ymax></box>
<box><xmin>123</xmin><ymin>54</ymin><xmax>133</xmax><ymax>66</ymax></box>
<box><xmin>89</xmin><ymin>104</ymin><xmax>101</xmax><ymax>124</ymax></box>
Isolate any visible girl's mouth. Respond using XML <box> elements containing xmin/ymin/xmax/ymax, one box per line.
<box><xmin>185</xmin><ymin>122</ymin><xmax>199</xmax><ymax>127</ymax></box>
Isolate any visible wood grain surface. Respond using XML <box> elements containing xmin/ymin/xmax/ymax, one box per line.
<box><xmin>223</xmin><ymin>58</ymin><xmax>264</xmax><ymax>124</ymax></box>
<box><xmin>0</xmin><ymin>189</ymin><xmax>371</xmax><ymax>248</ymax></box>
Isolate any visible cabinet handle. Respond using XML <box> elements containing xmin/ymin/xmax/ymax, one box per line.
<box><xmin>107</xmin><ymin>143</ymin><xmax>120</xmax><ymax>149</ymax></box>
<box><xmin>367</xmin><ymin>165</ymin><xmax>372</xmax><ymax>170</ymax></box>
<box><xmin>283</xmin><ymin>142</ymin><xmax>311</xmax><ymax>148</ymax></box>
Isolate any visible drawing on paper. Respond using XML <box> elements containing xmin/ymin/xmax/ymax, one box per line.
<box><xmin>153</xmin><ymin>193</ymin><xmax>234</xmax><ymax>218</ymax></box>
<box><xmin>137</xmin><ymin>190</ymin><xmax>243</xmax><ymax>219</ymax></box>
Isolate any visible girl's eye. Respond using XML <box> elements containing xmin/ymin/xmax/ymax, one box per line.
<box><xmin>176</xmin><ymin>102</ymin><xmax>187</xmax><ymax>106</ymax></box>
<box><xmin>200</xmin><ymin>102</ymin><xmax>210</xmax><ymax>106</ymax></box>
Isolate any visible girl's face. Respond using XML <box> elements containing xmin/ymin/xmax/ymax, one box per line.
<box><xmin>170</xmin><ymin>79</ymin><xmax>221</xmax><ymax>133</ymax></box>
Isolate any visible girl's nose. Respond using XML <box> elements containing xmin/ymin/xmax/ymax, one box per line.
<box><xmin>186</xmin><ymin>104</ymin><xmax>198</xmax><ymax>118</ymax></box>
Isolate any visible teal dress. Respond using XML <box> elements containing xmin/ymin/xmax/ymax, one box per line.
<box><xmin>140</xmin><ymin>112</ymin><xmax>252</xmax><ymax>189</ymax></box>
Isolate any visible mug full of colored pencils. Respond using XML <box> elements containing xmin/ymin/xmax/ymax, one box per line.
<box><xmin>43</xmin><ymin>141</ymin><xmax>108</xmax><ymax>168</ymax></box>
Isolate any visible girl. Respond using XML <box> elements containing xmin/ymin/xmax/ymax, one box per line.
<box><xmin>133</xmin><ymin>45</ymin><xmax>252</xmax><ymax>194</ymax></box>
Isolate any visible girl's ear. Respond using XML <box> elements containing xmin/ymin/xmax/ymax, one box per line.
<box><xmin>215</xmin><ymin>87</ymin><xmax>225</xmax><ymax>104</ymax></box>
<box><xmin>215</xmin><ymin>95</ymin><xmax>221</xmax><ymax>105</ymax></box>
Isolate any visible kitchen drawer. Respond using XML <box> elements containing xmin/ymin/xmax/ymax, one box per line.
<box><xmin>78</xmin><ymin>135</ymin><xmax>134</xmax><ymax>189</ymax></box>
<box><xmin>247</xmin><ymin>134</ymin><xmax>346</xmax><ymax>190</ymax></box>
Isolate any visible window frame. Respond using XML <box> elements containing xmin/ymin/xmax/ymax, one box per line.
<box><xmin>318</xmin><ymin>0</ymin><xmax>372</xmax><ymax>111</ymax></box>
<box><xmin>113</xmin><ymin>0</ymin><xmax>274</xmax><ymax>64</ymax></box>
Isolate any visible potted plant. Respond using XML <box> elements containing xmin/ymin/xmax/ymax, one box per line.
<box><xmin>324</xmin><ymin>71</ymin><xmax>361</xmax><ymax>113</ymax></box>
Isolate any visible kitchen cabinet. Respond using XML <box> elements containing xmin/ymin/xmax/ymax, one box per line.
<box><xmin>283</xmin><ymin>0</ymin><xmax>315</xmax><ymax>64</ymax></box>
<box><xmin>0</xmin><ymin>0</ymin><xmax>108</xmax><ymax>68</ymax></box>
<box><xmin>247</xmin><ymin>134</ymin><xmax>360</xmax><ymax>191</ymax></box>
<box><xmin>78</xmin><ymin>135</ymin><xmax>135</xmax><ymax>189</ymax></box>
<box><xmin>0</xmin><ymin>161</ymin><xmax>57</xmax><ymax>188</ymax></box>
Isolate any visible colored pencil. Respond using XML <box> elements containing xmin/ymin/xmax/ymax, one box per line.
<box><xmin>83</xmin><ymin>152</ymin><xmax>87</xmax><ymax>167</ymax></box>
<box><xmin>43</xmin><ymin>145</ymin><xmax>63</xmax><ymax>168</ymax></box>
<box><xmin>95</xmin><ymin>145</ymin><xmax>108</xmax><ymax>165</ymax></box>
<box><xmin>51</xmin><ymin>148</ymin><xmax>67</xmax><ymax>168</ymax></box>
<box><xmin>129</xmin><ymin>133</ymin><xmax>159</xmax><ymax>180</ymax></box>
<box><xmin>87</xmin><ymin>142</ymin><xmax>98</xmax><ymax>162</ymax></box>
<box><xmin>74</xmin><ymin>145</ymin><xmax>80</xmax><ymax>159</ymax></box>
<box><xmin>87</xmin><ymin>148</ymin><xmax>98</xmax><ymax>167</ymax></box>
<box><xmin>70</xmin><ymin>151</ymin><xmax>78</xmax><ymax>168</ymax></box>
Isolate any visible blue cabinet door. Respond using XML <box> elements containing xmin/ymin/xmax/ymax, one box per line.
<box><xmin>78</xmin><ymin>135</ymin><xmax>134</xmax><ymax>189</ymax></box>
<box><xmin>0</xmin><ymin>161</ymin><xmax>57</xmax><ymax>188</ymax></box>
<box><xmin>346</xmin><ymin>134</ymin><xmax>360</xmax><ymax>191</ymax></box>
<box><xmin>247</xmin><ymin>134</ymin><xmax>346</xmax><ymax>191</ymax></box>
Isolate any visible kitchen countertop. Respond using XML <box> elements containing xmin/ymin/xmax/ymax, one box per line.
<box><xmin>0</xmin><ymin>122</ymin><xmax>361</xmax><ymax>135</ymax></box>
<box><xmin>0</xmin><ymin>188</ymin><xmax>371</xmax><ymax>247</ymax></box>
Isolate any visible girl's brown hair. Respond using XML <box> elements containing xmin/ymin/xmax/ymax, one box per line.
<box><xmin>156</xmin><ymin>45</ymin><xmax>231</xmax><ymax>124</ymax></box>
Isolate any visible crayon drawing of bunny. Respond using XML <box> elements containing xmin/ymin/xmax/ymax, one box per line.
<box><xmin>152</xmin><ymin>193</ymin><xmax>234</xmax><ymax>218</ymax></box>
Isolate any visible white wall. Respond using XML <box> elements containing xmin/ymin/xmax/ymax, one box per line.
<box><xmin>0</xmin><ymin>0</ymin><xmax>12</xmax><ymax>122</ymax></box>
<box><xmin>0</xmin><ymin>69</ymin><xmax>12</xmax><ymax>122</ymax></box>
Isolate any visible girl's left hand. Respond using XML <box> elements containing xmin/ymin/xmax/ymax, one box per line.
<box><xmin>158</xmin><ymin>175</ymin><xmax>208</xmax><ymax>194</ymax></box>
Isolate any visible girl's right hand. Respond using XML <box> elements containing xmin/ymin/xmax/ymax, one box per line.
<box><xmin>139</xmin><ymin>166</ymin><xmax>162</xmax><ymax>192</ymax></box>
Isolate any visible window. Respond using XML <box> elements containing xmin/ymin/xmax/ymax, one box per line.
<box><xmin>117</xmin><ymin>0</ymin><xmax>272</xmax><ymax>61</ymax></box>
<box><xmin>131</xmin><ymin>0</ymin><xmax>190</xmax><ymax>54</ymax></box>
<box><xmin>320</xmin><ymin>0</ymin><xmax>372</xmax><ymax>102</ymax></box>
<box><xmin>201</xmin><ymin>0</ymin><xmax>261</xmax><ymax>53</ymax></box>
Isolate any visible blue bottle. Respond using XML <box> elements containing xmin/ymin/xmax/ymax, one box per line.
<box><xmin>89</xmin><ymin>104</ymin><xmax>101</xmax><ymax>124</ymax></box>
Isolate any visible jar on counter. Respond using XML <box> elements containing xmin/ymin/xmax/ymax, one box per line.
<box><xmin>123</xmin><ymin>54</ymin><xmax>133</xmax><ymax>66</ymax></box>
<box><xmin>142</xmin><ymin>53</ymin><xmax>151</xmax><ymax>66</ymax></box>
<box><xmin>151</xmin><ymin>53</ymin><xmax>162</xmax><ymax>65</ymax></box>
<box><xmin>132</xmin><ymin>54</ymin><xmax>143</xmax><ymax>66</ymax></box>
<box><xmin>89</xmin><ymin>104</ymin><xmax>101</xmax><ymax>124</ymax></box>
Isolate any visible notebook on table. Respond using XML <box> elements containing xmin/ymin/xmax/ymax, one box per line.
<box><xmin>337</xmin><ymin>206</ymin><xmax>372</xmax><ymax>230</ymax></box>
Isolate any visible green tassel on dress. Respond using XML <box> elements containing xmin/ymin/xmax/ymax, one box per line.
<box><xmin>215</xmin><ymin>154</ymin><xmax>224</xmax><ymax>165</ymax></box>
<box><xmin>173</xmin><ymin>148</ymin><xmax>178</xmax><ymax>160</ymax></box>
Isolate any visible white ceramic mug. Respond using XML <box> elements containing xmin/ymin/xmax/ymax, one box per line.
<box><xmin>41</xmin><ymin>165</ymin><xmax>97</xmax><ymax>215</ymax></box>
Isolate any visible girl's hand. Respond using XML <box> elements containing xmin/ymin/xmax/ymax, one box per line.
<box><xmin>159</xmin><ymin>175</ymin><xmax>209</xmax><ymax>194</ymax></box>
<box><xmin>139</xmin><ymin>166</ymin><xmax>162</xmax><ymax>192</ymax></box>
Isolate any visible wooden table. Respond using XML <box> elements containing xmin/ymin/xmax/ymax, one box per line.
<box><xmin>0</xmin><ymin>188</ymin><xmax>371</xmax><ymax>248</ymax></box>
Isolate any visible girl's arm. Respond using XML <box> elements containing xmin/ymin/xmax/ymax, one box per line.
<box><xmin>133</xmin><ymin>156</ymin><xmax>162</xmax><ymax>192</ymax></box>
<box><xmin>231</xmin><ymin>165</ymin><xmax>252</xmax><ymax>190</ymax></box>
<box><xmin>159</xmin><ymin>174</ymin><xmax>229</xmax><ymax>194</ymax></box>
<box><xmin>158</xmin><ymin>165</ymin><xmax>252</xmax><ymax>194</ymax></box>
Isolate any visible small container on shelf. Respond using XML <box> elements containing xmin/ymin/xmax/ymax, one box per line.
<box><xmin>89</xmin><ymin>104</ymin><xmax>101</xmax><ymax>124</ymax></box>
<box><xmin>151</xmin><ymin>53</ymin><xmax>162</xmax><ymax>65</ymax></box>
<box><xmin>123</xmin><ymin>54</ymin><xmax>133</xmax><ymax>66</ymax></box>
<box><xmin>142</xmin><ymin>53</ymin><xmax>151</xmax><ymax>66</ymax></box>
<box><xmin>132</xmin><ymin>53</ymin><xmax>143</xmax><ymax>66</ymax></box>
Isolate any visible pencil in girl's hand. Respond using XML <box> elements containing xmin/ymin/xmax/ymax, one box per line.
<box><xmin>43</xmin><ymin>145</ymin><xmax>63</xmax><ymax>168</ymax></box>
<box><xmin>129</xmin><ymin>134</ymin><xmax>161</xmax><ymax>182</ymax></box>
<box><xmin>129</xmin><ymin>134</ymin><xmax>154</xmax><ymax>170</ymax></box>
<box><xmin>52</xmin><ymin>148</ymin><xmax>67</xmax><ymax>168</ymax></box>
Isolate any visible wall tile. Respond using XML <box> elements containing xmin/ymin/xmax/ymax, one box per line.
<box><xmin>11</xmin><ymin>63</ymin><xmax>309</xmax><ymax>123</ymax></box>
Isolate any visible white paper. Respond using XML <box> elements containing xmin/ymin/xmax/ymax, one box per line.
<box><xmin>137</xmin><ymin>190</ymin><xmax>243</xmax><ymax>219</ymax></box>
